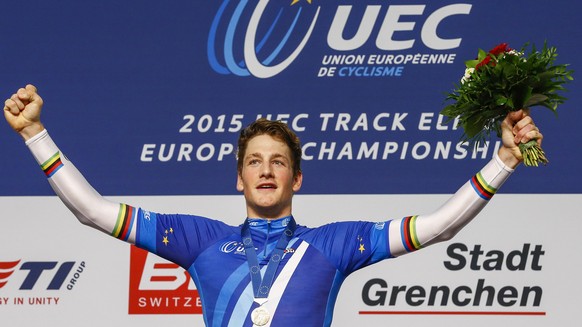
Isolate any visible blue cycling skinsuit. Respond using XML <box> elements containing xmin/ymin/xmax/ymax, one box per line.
<box><xmin>137</xmin><ymin>213</ymin><xmax>390</xmax><ymax>326</ymax></box>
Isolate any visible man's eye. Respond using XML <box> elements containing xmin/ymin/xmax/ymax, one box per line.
<box><xmin>248</xmin><ymin>159</ymin><xmax>260</xmax><ymax>165</ymax></box>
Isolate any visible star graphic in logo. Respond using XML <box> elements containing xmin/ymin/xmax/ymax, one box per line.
<box><xmin>162</xmin><ymin>236</ymin><xmax>169</xmax><ymax>246</ymax></box>
<box><xmin>291</xmin><ymin>0</ymin><xmax>312</xmax><ymax>5</ymax></box>
<box><xmin>359</xmin><ymin>244</ymin><xmax>366</xmax><ymax>254</ymax></box>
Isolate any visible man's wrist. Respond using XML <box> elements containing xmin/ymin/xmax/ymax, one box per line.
<box><xmin>497</xmin><ymin>147</ymin><xmax>521</xmax><ymax>169</ymax></box>
<box><xmin>19</xmin><ymin>123</ymin><xmax>45</xmax><ymax>141</ymax></box>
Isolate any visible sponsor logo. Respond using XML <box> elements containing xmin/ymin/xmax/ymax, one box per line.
<box><xmin>208</xmin><ymin>1</ymin><xmax>471</xmax><ymax>78</ymax></box>
<box><xmin>0</xmin><ymin>259</ymin><xmax>85</xmax><ymax>306</ymax></box>
<box><xmin>0</xmin><ymin>260</ymin><xmax>84</xmax><ymax>291</ymax></box>
<box><xmin>219</xmin><ymin>241</ymin><xmax>296</xmax><ymax>256</ymax></box>
<box><xmin>220</xmin><ymin>240</ymin><xmax>246</xmax><ymax>255</ymax></box>
<box><xmin>128</xmin><ymin>246</ymin><xmax>202</xmax><ymax>314</ymax></box>
<box><xmin>359</xmin><ymin>243</ymin><xmax>546</xmax><ymax>316</ymax></box>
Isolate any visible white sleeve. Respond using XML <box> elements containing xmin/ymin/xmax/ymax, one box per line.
<box><xmin>26</xmin><ymin>130</ymin><xmax>137</xmax><ymax>243</ymax></box>
<box><xmin>388</xmin><ymin>154</ymin><xmax>514</xmax><ymax>257</ymax></box>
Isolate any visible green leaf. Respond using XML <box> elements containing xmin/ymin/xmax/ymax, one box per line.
<box><xmin>463</xmin><ymin>115</ymin><xmax>485</xmax><ymax>138</ymax></box>
<box><xmin>495</xmin><ymin>96</ymin><xmax>508</xmax><ymax>106</ymax></box>
<box><xmin>477</xmin><ymin>49</ymin><xmax>488</xmax><ymax>61</ymax></box>
<box><xmin>524</xmin><ymin>93</ymin><xmax>548</xmax><ymax>107</ymax></box>
<box><xmin>465</xmin><ymin>59</ymin><xmax>479</xmax><ymax>68</ymax></box>
<box><xmin>440</xmin><ymin>104</ymin><xmax>456</xmax><ymax>117</ymax></box>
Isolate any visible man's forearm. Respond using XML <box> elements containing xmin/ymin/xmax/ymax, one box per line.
<box><xmin>388</xmin><ymin>154</ymin><xmax>514</xmax><ymax>257</ymax></box>
<box><xmin>25</xmin><ymin>129</ymin><xmax>137</xmax><ymax>243</ymax></box>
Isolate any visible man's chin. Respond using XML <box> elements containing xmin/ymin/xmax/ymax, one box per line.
<box><xmin>251</xmin><ymin>204</ymin><xmax>290</xmax><ymax>219</ymax></box>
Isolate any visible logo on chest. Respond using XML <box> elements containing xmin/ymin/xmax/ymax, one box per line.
<box><xmin>219</xmin><ymin>241</ymin><xmax>246</xmax><ymax>255</ymax></box>
<box><xmin>219</xmin><ymin>241</ymin><xmax>295</xmax><ymax>257</ymax></box>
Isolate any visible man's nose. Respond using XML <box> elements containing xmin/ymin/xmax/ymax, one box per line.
<box><xmin>260</xmin><ymin>162</ymin><xmax>274</xmax><ymax>177</ymax></box>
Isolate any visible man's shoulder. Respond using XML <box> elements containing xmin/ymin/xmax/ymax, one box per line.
<box><xmin>139</xmin><ymin>209</ymin><xmax>241</xmax><ymax>233</ymax></box>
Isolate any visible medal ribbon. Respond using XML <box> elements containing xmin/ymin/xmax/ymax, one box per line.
<box><xmin>241</xmin><ymin>216</ymin><xmax>297</xmax><ymax>300</ymax></box>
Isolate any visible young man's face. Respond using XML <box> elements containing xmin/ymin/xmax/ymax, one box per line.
<box><xmin>237</xmin><ymin>134</ymin><xmax>302</xmax><ymax>219</ymax></box>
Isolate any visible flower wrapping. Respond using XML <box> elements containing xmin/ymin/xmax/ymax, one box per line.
<box><xmin>441</xmin><ymin>42</ymin><xmax>573</xmax><ymax>166</ymax></box>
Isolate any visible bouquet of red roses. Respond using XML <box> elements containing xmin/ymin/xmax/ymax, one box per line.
<box><xmin>441</xmin><ymin>42</ymin><xmax>573</xmax><ymax>166</ymax></box>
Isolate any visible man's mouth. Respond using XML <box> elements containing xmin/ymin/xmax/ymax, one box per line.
<box><xmin>257</xmin><ymin>183</ymin><xmax>276</xmax><ymax>189</ymax></box>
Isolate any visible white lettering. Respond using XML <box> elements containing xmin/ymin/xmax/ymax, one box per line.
<box><xmin>422</xmin><ymin>4</ymin><xmax>472</xmax><ymax>50</ymax></box>
<box><xmin>377</xmin><ymin>5</ymin><xmax>425</xmax><ymax>50</ymax></box>
<box><xmin>328</xmin><ymin>6</ymin><xmax>381</xmax><ymax>50</ymax></box>
<box><xmin>327</xmin><ymin>4</ymin><xmax>467</xmax><ymax>51</ymax></box>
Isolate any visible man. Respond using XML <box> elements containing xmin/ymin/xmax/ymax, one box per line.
<box><xmin>4</xmin><ymin>85</ymin><xmax>541</xmax><ymax>326</ymax></box>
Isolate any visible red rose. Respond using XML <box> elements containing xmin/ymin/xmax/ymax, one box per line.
<box><xmin>489</xmin><ymin>43</ymin><xmax>509</xmax><ymax>56</ymax></box>
<box><xmin>475</xmin><ymin>55</ymin><xmax>492</xmax><ymax>70</ymax></box>
<box><xmin>475</xmin><ymin>43</ymin><xmax>511</xmax><ymax>70</ymax></box>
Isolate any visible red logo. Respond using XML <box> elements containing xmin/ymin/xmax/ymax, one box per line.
<box><xmin>128</xmin><ymin>246</ymin><xmax>202</xmax><ymax>314</ymax></box>
<box><xmin>0</xmin><ymin>260</ymin><xmax>21</xmax><ymax>289</ymax></box>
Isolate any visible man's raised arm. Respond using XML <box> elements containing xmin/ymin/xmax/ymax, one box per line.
<box><xmin>387</xmin><ymin>110</ymin><xmax>543</xmax><ymax>257</ymax></box>
<box><xmin>4</xmin><ymin>85</ymin><xmax>138</xmax><ymax>243</ymax></box>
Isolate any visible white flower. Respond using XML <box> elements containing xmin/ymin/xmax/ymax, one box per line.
<box><xmin>504</xmin><ymin>49</ymin><xmax>526</xmax><ymax>63</ymax></box>
<box><xmin>506</xmin><ymin>49</ymin><xmax>523</xmax><ymax>56</ymax></box>
<box><xmin>461</xmin><ymin>67</ymin><xmax>475</xmax><ymax>84</ymax></box>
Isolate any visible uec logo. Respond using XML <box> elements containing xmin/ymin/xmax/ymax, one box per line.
<box><xmin>208</xmin><ymin>0</ymin><xmax>320</xmax><ymax>79</ymax></box>
<box><xmin>208</xmin><ymin>1</ymin><xmax>472</xmax><ymax>79</ymax></box>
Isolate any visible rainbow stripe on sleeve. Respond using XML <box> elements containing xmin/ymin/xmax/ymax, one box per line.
<box><xmin>470</xmin><ymin>172</ymin><xmax>497</xmax><ymax>200</ymax></box>
<box><xmin>400</xmin><ymin>215</ymin><xmax>421</xmax><ymax>253</ymax></box>
<box><xmin>40</xmin><ymin>152</ymin><xmax>64</xmax><ymax>178</ymax></box>
<box><xmin>112</xmin><ymin>204</ymin><xmax>136</xmax><ymax>241</ymax></box>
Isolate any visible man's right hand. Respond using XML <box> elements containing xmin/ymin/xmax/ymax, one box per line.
<box><xmin>4</xmin><ymin>84</ymin><xmax>45</xmax><ymax>141</ymax></box>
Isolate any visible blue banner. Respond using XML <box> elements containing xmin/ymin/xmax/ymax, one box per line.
<box><xmin>1</xmin><ymin>0</ymin><xmax>580</xmax><ymax>195</ymax></box>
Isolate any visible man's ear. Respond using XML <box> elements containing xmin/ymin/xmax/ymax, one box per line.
<box><xmin>236</xmin><ymin>173</ymin><xmax>244</xmax><ymax>192</ymax></box>
<box><xmin>292</xmin><ymin>171</ymin><xmax>303</xmax><ymax>192</ymax></box>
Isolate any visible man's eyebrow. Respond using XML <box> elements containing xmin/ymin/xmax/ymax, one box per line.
<box><xmin>245</xmin><ymin>152</ymin><xmax>289</xmax><ymax>161</ymax></box>
<box><xmin>246</xmin><ymin>153</ymin><xmax>263</xmax><ymax>159</ymax></box>
<box><xmin>270</xmin><ymin>154</ymin><xmax>292</xmax><ymax>165</ymax></box>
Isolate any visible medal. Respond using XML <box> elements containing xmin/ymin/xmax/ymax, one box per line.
<box><xmin>251</xmin><ymin>305</ymin><xmax>271</xmax><ymax>326</ymax></box>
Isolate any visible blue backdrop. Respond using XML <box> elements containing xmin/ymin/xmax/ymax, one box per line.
<box><xmin>1</xmin><ymin>0</ymin><xmax>579</xmax><ymax>196</ymax></box>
